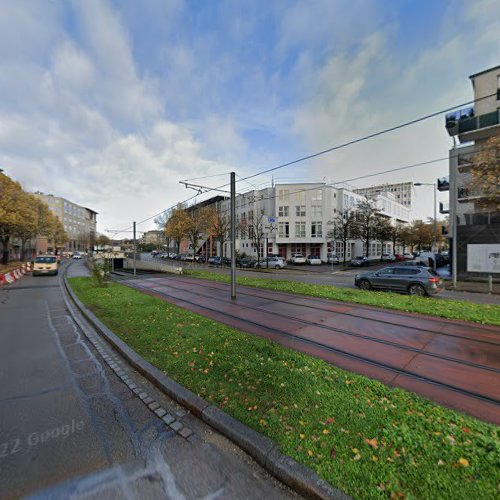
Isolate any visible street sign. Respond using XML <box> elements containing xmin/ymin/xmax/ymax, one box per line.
<box><xmin>268</xmin><ymin>217</ymin><xmax>277</xmax><ymax>223</ymax></box>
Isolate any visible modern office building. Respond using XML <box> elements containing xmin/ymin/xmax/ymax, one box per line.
<box><xmin>34</xmin><ymin>192</ymin><xmax>97</xmax><ymax>253</ymax></box>
<box><xmin>444</xmin><ymin>65</ymin><xmax>500</xmax><ymax>279</ymax></box>
<box><xmin>353</xmin><ymin>182</ymin><xmax>414</xmax><ymax>208</ymax></box>
<box><xmin>216</xmin><ymin>183</ymin><xmax>410</xmax><ymax>262</ymax></box>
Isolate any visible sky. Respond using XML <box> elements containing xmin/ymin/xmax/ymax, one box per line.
<box><xmin>1</xmin><ymin>0</ymin><xmax>499</xmax><ymax>237</ymax></box>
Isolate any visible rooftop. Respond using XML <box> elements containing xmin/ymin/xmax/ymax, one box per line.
<box><xmin>469</xmin><ymin>64</ymin><xmax>500</xmax><ymax>79</ymax></box>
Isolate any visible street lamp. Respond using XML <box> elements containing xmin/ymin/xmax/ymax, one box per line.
<box><xmin>414</xmin><ymin>182</ymin><xmax>438</xmax><ymax>269</ymax></box>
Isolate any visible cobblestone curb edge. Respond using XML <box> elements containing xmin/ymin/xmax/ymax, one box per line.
<box><xmin>63</xmin><ymin>270</ymin><xmax>349</xmax><ymax>500</ymax></box>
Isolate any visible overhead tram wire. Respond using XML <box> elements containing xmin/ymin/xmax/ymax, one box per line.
<box><xmin>110</xmin><ymin>154</ymin><xmax>450</xmax><ymax>234</ymax></box>
<box><xmin>108</xmin><ymin>92</ymin><xmax>494</xmax><ymax>234</ymax></box>
<box><xmin>207</xmin><ymin>156</ymin><xmax>450</xmax><ymax>218</ymax></box>
<box><xmin>194</xmin><ymin>91</ymin><xmax>497</xmax><ymax>195</ymax></box>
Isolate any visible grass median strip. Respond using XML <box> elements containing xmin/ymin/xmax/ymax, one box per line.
<box><xmin>185</xmin><ymin>270</ymin><xmax>500</xmax><ymax>326</ymax></box>
<box><xmin>69</xmin><ymin>277</ymin><xmax>499</xmax><ymax>500</ymax></box>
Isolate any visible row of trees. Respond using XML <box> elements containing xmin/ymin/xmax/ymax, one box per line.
<box><xmin>156</xmin><ymin>203</ymin><xmax>229</xmax><ymax>257</ymax></box>
<box><xmin>155</xmin><ymin>198</ymin><xmax>446</xmax><ymax>265</ymax></box>
<box><xmin>329</xmin><ymin>199</ymin><xmax>444</xmax><ymax>264</ymax></box>
<box><xmin>0</xmin><ymin>173</ymin><xmax>68</xmax><ymax>264</ymax></box>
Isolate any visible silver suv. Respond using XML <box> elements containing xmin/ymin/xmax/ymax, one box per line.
<box><xmin>255</xmin><ymin>257</ymin><xmax>287</xmax><ymax>269</ymax></box>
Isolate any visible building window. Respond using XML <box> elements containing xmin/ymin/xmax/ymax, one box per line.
<box><xmin>295</xmin><ymin>205</ymin><xmax>306</xmax><ymax>217</ymax></box>
<box><xmin>311</xmin><ymin>205</ymin><xmax>322</xmax><ymax>218</ymax></box>
<box><xmin>311</xmin><ymin>222</ymin><xmax>322</xmax><ymax>237</ymax></box>
<box><xmin>312</xmin><ymin>189</ymin><xmax>323</xmax><ymax>201</ymax></box>
<box><xmin>278</xmin><ymin>206</ymin><xmax>289</xmax><ymax>217</ymax></box>
<box><xmin>278</xmin><ymin>222</ymin><xmax>289</xmax><ymax>238</ymax></box>
<box><xmin>295</xmin><ymin>222</ymin><xmax>306</xmax><ymax>237</ymax></box>
<box><xmin>291</xmin><ymin>243</ymin><xmax>306</xmax><ymax>254</ymax></box>
<box><xmin>278</xmin><ymin>189</ymin><xmax>289</xmax><ymax>202</ymax></box>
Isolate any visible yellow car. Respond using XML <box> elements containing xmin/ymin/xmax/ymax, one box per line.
<box><xmin>33</xmin><ymin>255</ymin><xmax>59</xmax><ymax>276</ymax></box>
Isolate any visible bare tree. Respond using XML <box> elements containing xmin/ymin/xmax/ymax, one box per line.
<box><xmin>373</xmin><ymin>217</ymin><xmax>394</xmax><ymax>258</ymax></box>
<box><xmin>327</xmin><ymin>210</ymin><xmax>357</xmax><ymax>265</ymax></box>
<box><xmin>247</xmin><ymin>211</ymin><xmax>267</xmax><ymax>266</ymax></box>
<box><xmin>352</xmin><ymin>198</ymin><xmax>379</xmax><ymax>258</ymax></box>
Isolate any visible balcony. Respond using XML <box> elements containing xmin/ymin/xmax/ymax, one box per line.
<box><xmin>457</xmin><ymin>186</ymin><xmax>484</xmax><ymax>203</ymax></box>
<box><xmin>446</xmin><ymin>108</ymin><xmax>500</xmax><ymax>141</ymax></box>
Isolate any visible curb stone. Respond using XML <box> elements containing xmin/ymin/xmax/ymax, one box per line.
<box><xmin>63</xmin><ymin>268</ymin><xmax>350</xmax><ymax>500</ymax></box>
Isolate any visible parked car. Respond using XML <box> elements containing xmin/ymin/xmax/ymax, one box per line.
<box><xmin>306</xmin><ymin>255</ymin><xmax>322</xmax><ymax>265</ymax></box>
<box><xmin>349</xmin><ymin>256</ymin><xmax>369</xmax><ymax>267</ymax></box>
<box><xmin>354</xmin><ymin>265</ymin><xmax>443</xmax><ymax>296</ymax></box>
<box><xmin>403</xmin><ymin>253</ymin><xmax>414</xmax><ymax>260</ymax></box>
<box><xmin>33</xmin><ymin>255</ymin><xmax>59</xmax><ymax>276</ymax></box>
<box><xmin>208</xmin><ymin>256</ymin><xmax>222</xmax><ymax>265</ymax></box>
<box><xmin>255</xmin><ymin>257</ymin><xmax>287</xmax><ymax>269</ymax></box>
<box><xmin>239</xmin><ymin>257</ymin><xmax>256</xmax><ymax>268</ymax></box>
<box><xmin>327</xmin><ymin>253</ymin><xmax>339</xmax><ymax>265</ymax></box>
<box><xmin>72</xmin><ymin>252</ymin><xmax>82</xmax><ymax>260</ymax></box>
<box><xmin>290</xmin><ymin>253</ymin><xmax>306</xmax><ymax>265</ymax></box>
<box><xmin>194</xmin><ymin>255</ymin><xmax>205</xmax><ymax>263</ymax></box>
<box><xmin>380</xmin><ymin>253</ymin><xmax>396</xmax><ymax>262</ymax></box>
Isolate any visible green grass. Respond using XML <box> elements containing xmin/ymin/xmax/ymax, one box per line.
<box><xmin>69</xmin><ymin>277</ymin><xmax>499</xmax><ymax>500</ymax></box>
<box><xmin>184</xmin><ymin>270</ymin><xmax>500</xmax><ymax>326</ymax></box>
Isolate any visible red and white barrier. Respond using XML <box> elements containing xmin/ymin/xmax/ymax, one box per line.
<box><xmin>0</xmin><ymin>263</ymin><xmax>31</xmax><ymax>286</ymax></box>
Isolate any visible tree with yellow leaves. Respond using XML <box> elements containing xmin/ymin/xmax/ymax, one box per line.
<box><xmin>0</xmin><ymin>173</ymin><xmax>30</xmax><ymax>264</ymax></box>
<box><xmin>469</xmin><ymin>135</ymin><xmax>500</xmax><ymax>210</ymax></box>
<box><xmin>165</xmin><ymin>203</ymin><xmax>189</xmax><ymax>253</ymax></box>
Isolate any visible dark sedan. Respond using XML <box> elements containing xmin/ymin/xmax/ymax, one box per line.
<box><xmin>354</xmin><ymin>265</ymin><xmax>444</xmax><ymax>296</ymax></box>
<box><xmin>349</xmin><ymin>256</ymin><xmax>369</xmax><ymax>267</ymax></box>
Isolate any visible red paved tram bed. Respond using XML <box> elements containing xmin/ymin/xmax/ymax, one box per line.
<box><xmin>123</xmin><ymin>275</ymin><xmax>500</xmax><ymax>425</ymax></box>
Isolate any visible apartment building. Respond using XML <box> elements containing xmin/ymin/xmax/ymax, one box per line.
<box><xmin>34</xmin><ymin>192</ymin><xmax>97</xmax><ymax>253</ymax></box>
<box><xmin>142</xmin><ymin>230</ymin><xmax>166</xmax><ymax>246</ymax></box>
<box><xmin>353</xmin><ymin>182</ymin><xmax>414</xmax><ymax>208</ymax></box>
<box><xmin>217</xmin><ymin>183</ymin><xmax>410</xmax><ymax>261</ymax></box>
<box><xmin>444</xmin><ymin>65</ymin><xmax>500</xmax><ymax>279</ymax></box>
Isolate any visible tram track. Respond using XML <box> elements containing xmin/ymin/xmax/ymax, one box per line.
<box><xmin>111</xmin><ymin>272</ymin><xmax>500</xmax><ymax>408</ymax></box>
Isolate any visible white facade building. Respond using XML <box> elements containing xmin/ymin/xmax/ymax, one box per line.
<box><xmin>353</xmin><ymin>182</ymin><xmax>414</xmax><ymax>208</ymax></box>
<box><xmin>218</xmin><ymin>182</ymin><xmax>410</xmax><ymax>262</ymax></box>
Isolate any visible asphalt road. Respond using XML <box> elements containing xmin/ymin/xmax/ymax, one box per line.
<box><xmin>0</xmin><ymin>261</ymin><xmax>297</xmax><ymax>499</ymax></box>
<box><xmin>151</xmin><ymin>256</ymin><xmax>500</xmax><ymax>306</ymax></box>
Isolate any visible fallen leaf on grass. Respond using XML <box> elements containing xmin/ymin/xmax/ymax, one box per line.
<box><xmin>458</xmin><ymin>458</ymin><xmax>470</xmax><ymax>467</ymax></box>
<box><xmin>365</xmin><ymin>437</ymin><xmax>379</xmax><ymax>449</ymax></box>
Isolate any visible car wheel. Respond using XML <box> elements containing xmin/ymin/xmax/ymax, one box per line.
<box><xmin>275</xmin><ymin>265</ymin><xmax>280</xmax><ymax>269</ymax></box>
<box><xmin>408</xmin><ymin>284</ymin><xmax>426</xmax><ymax>297</ymax></box>
<box><xmin>358</xmin><ymin>279</ymin><xmax>371</xmax><ymax>290</ymax></box>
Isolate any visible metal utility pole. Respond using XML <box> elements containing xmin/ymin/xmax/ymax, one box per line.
<box><xmin>450</xmin><ymin>147</ymin><xmax>458</xmax><ymax>288</ymax></box>
<box><xmin>230</xmin><ymin>172</ymin><xmax>236</xmax><ymax>299</ymax></box>
<box><xmin>133</xmin><ymin>221</ymin><xmax>137</xmax><ymax>277</ymax></box>
<box><xmin>414</xmin><ymin>182</ymin><xmax>438</xmax><ymax>271</ymax></box>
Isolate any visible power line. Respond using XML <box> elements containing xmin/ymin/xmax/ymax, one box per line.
<box><xmin>196</xmin><ymin>91</ymin><xmax>496</xmax><ymax>195</ymax></box>
<box><xmin>108</xmin><ymin>154</ymin><xmax>450</xmax><ymax>234</ymax></box>
<box><xmin>106</xmin><ymin>92</ymin><xmax>493</xmax><ymax>234</ymax></box>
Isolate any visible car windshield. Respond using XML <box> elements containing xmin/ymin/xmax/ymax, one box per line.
<box><xmin>35</xmin><ymin>256</ymin><xmax>57</xmax><ymax>263</ymax></box>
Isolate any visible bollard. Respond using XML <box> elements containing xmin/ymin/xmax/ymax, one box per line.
<box><xmin>489</xmin><ymin>275</ymin><xmax>493</xmax><ymax>294</ymax></box>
